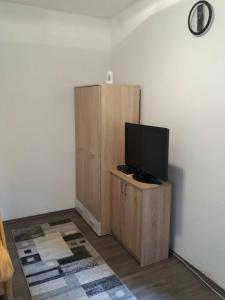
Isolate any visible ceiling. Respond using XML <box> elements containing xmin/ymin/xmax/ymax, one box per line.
<box><xmin>3</xmin><ymin>0</ymin><xmax>139</xmax><ymax>18</ymax></box>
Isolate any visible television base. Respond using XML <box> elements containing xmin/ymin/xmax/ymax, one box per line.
<box><xmin>117</xmin><ymin>164</ymin><xmax>136</xmax><ymax>175</ymax></box>
<box><xmin>133</xmin><ymin>172</ymin><xmax>162</xmax><ymax>185</ymax></box>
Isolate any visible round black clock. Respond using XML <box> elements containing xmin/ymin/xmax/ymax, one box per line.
<box><xmin>188</xmin><ymin>1</ymin><xmax>213</xmax><ymax>36</ymax></box>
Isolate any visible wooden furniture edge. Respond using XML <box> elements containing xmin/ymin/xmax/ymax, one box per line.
<box><xmin>110</xmin><ymin>169</ymin><xmax>164</xmax><ymax>190</ymax></box>
<box><xmin>75</xmin><ymin>84</ymin><xmax>141</xmax><ymax>89</ymax></box>
<box><xmin>0</xmin><ymin>215</ymin><xmax>13</xmax><ymax>300</ymax></box>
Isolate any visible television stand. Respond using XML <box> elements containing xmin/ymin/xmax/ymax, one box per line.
<box><xmin>133</xmin><ymin>172</ymin><xmax>162</xmax><ymax>184</ymax></box>
<box><xmin>110</xmin><ymin>168</ymin><xmax>171</xmax><ymax>266</ymax></box>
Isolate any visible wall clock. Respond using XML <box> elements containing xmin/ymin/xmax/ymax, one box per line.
<box><xmin>188</xmin><ymin>1</ymin><xmax>213</xmax><ymax>36</ymax></box>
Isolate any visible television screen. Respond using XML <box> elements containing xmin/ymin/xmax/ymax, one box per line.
<box><xmin>125</xmin><ymin>123</ymin><xmax>169</xmax><ymax>181</ymax></box>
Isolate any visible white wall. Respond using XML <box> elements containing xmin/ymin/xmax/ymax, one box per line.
<box><xmin>0</xmin><ymin>1</ymin><xmax>110</xmax><ymax>221</ymax></box>
<box><xmin>1</xmin><ymin>0</ymin><xmax>225</xmax><ymax>291</ymax></box>
<box><xmin>111</xmin><ymin>0</ymin><xmax>225</xmax><ymax>290</ymax></box>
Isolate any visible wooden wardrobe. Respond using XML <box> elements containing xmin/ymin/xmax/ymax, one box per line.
<box><xmin>75</xmin><ymin>84</ymin><xmax>140</xmax><ymax>235</ymax></box>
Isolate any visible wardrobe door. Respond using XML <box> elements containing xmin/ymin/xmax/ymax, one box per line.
<box><xmin>100</xmin><ymin>85</ymin><xmax>140</xmax><ymax>234</ymax></box>
<box><xmin>75</xmin><ymin>86</ymin><xmax>101</xmax><ymax>220</ymax></box>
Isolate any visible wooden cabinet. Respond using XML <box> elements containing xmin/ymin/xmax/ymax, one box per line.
<box><xmin>75</xmin><ymin>84</ymin><xmax>140</xmax><ymax>235</ymax></box>
<box><xmin>110</xmin><ymin>169</ymin><xmax>172</xmax><ymax>266</ymax></box>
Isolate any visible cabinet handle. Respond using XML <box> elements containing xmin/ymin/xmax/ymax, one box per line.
<box><xmin>120</xmin><ymin>181</ymin><xmax>124</xmax><ymax>194</ymax></box>
<box><xmin>124</xmin><ymin>183</ymin><xmax>127</xmax><ymax>198</ymax></box>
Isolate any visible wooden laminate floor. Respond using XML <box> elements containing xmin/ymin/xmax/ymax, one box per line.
<box><xmin>4</xmin><ymin>209</ymin><xmax>221</xmax><ymax>300</ymax></box>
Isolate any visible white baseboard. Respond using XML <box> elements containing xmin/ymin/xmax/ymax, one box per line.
<box><xmin>75</xmin><ymin>199</ymin><xmax>101</xmax><ymax>235</ymax></box>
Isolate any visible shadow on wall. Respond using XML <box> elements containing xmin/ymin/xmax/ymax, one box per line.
<box><xmin>168</xmin><ymin>164</ymin><xmax>184</xmax><ymax>250</ymax></box>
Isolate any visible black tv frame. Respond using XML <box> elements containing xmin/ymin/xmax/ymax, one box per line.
<box><xmin>125</xmin><ymin>123</ymin><xmax>169</xmax><ymax>184</ymax></box>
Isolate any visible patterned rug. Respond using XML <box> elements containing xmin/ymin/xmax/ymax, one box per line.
<box><xmin>12</xmin><ymin>219</ymin><xmax>136</xmax><ymax>300</ymax></box>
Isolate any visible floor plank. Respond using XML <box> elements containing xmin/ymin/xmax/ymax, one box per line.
<box><xmin>4</xmin><ymin>210</ymin><xmax>221</xmax><ymax>300</ymax></box>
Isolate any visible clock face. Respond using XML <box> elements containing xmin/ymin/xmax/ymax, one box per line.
<box><xmin>188</xmin><ymin>1</ymin><xmax>213</xmax><ymax>36</ymax></box>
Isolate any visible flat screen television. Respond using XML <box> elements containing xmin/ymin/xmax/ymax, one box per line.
<box><xmin>125</xmin><ymin>123</ymin><xmax>169</xmax><ymax>183</ymax></box>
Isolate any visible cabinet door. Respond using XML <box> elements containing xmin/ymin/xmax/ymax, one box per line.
<box><xmin>111</xmin><ymin>175</ymin><xmax>124</xmax><ymax>240</ymax></box>
<box><xmin>121</xmin><ymin>183</ymin><xmax>141</xmax><ymax>259</ymax></box>
<box><xmin>75</xmin><ymin>86</ymin><xmax>101</xmax><ymax>220</ymax></box>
